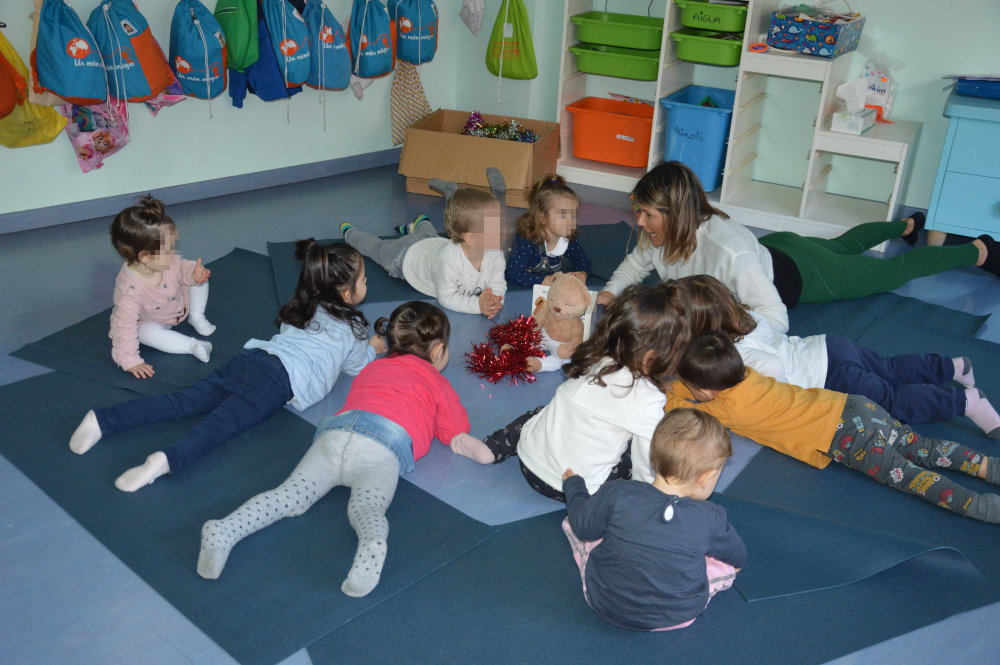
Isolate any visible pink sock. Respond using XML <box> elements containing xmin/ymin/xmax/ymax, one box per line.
<box><xmin>954</xmin><ymin>357</ymin><xmax>975</xmax><ymax>388</ymax></box>
<box><xmin>966</xmin><ymin>388</ymin><xmax>1000</xmax><ymax>439</ymax></box>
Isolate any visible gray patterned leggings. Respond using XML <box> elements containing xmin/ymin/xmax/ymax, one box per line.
<box><xmin>197</xmin><ymin>429</ymin><xmax>400</xmax><ymax>596</ymax></box>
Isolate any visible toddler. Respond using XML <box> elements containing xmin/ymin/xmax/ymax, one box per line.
<box><xmin>108</xmin><ymin>195</ymin><xmax>215</xmax><ymax>378</ymax></box>
<box><xmin>562</xmin><ymin>408</ymin><xmax>745</xmax><ymax>631</ymax></box>
<box><xmin>681</xmin><ymin>274</ymin><xmax>1000</xmax><ymax>436</ymax></box>
<box><xmin>341</xmin><ymin>188</ymin><xmax>506</xmax><ymax>318</ymax></box>
<box><xmin>69</xmin><ymin>240</ymin><xmax>383</xmax><ymax>492</ymax></box>
<box><xmin>505</xmin><ymin>174</ymin><xmax>591</xmax><ymax>287</ymax></box>
<box><xmin>450</xmin><ymin>282</ymin><xmax>691</xmax><ymax>500</ymax></box>
<box><xmin>197</xmin><ymin>301</ymin><xmax>469</xmax><ymax>598</ymax></box>
<box><xmin>667</xmin><ymin>331</ymin><xmax>1000</xmax><ymax>524</ymax></box>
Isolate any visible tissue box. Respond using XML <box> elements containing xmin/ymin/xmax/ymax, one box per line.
<box><xmin>767</xmin><ymin>11</ymin><xmax>865</xmax><ymax>58</ymax></box>
<box><xmin>831</xmin><ymin>108</ymin><xmax>876</xmax><ymax>135</ymax></box>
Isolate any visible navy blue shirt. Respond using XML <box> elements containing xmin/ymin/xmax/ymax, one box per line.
<box><xmin>564</xmin><ymin>476</ymin><xmax>746</xmax><ymax>630</ymax></box>
<box><xmin>505</xmin><ymin>234</ymin><xmax>592</xmax><ymax>287</ymax></box>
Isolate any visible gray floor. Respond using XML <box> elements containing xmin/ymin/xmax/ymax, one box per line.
<box><xmin>2</xmin><ymin>165</ymin><xmax>1000</xmax><ymax>664</ymax></box>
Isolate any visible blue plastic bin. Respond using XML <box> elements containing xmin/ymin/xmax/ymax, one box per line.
<box><xmin>659</xmin><ymin>85</ymin><xmax>735</xmax><ymax>191</ymax></box>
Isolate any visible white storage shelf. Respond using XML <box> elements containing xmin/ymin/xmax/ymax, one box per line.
<box><xmin>556</xmin><ymin>0</ymin><xmax>922</xmax><ymax>240</ymax></box>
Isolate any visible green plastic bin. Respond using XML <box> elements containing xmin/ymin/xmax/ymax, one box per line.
<box><xmin>670</xmin><ymin>28</ymin><xmax>742</xmax><ymax>66</ymax></box>
<box><xmin>570</xmin><ymin>11</ymin><xmax>664</xmax><ymax>50</ymax></box>
<box><xmin>569</xmin><ymin>43</ymin><xmax>659</xmax><ymax>81</ymax></box>
<box><xmin>674</xmin><ymin>0</ymin><xmax>748</xmax><ymax>33</ymax></box>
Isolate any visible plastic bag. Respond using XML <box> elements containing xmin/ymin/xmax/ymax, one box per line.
<box><xmin>863</xmin><ymin>53</ymin><xmax>900</xmax><ymax>121</ymax></box>
<box><xmin>485</xmin><ymin>0</ymin><xmax>536</xmax><ymax>80</ymax></box>
<box><xmin>59</xmin><ymin>100</ymin><xmax>129</xmax><ymax>172</ymax></box>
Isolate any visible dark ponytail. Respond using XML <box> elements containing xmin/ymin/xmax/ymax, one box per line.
<box><xmin>374</xmin><ymin>301</ymin><xmax>450</xmax><ymax>363</ymax></box>
<box><xmin>277</xmin><ymin>239</ymin><xmax>368</xmax><ymax>339</ymax></box>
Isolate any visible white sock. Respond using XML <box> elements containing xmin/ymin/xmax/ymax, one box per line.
<box><xmin>966</xmin><ymin>388</ymin><xmax>1000</xmax><ymax>439</ymax></box>
<box><xmin>188</xmin><ymin>313</ymin><xmax>216</xmax><ymax>337</ymax></box>
<box><xmin>190</xmin><ymin>340</ymin><xmax>212</xmax><ymax>363</ymax></box>
<box><xmin>449</xmin><ymin>432</ymin><xmax>496</xmax><ymax>464</ymax></box>
<box><xmin>115</xmin><ymin>451</ymin><xmax>170</xmax><ymax>492</ymax></box>
<box><xmin>341</xmin><ymin>538</ymin><xmax>387</xmax><ymax>598</ymax></box>
<box><xmin>954</xmin><ymin>357</ymin><xmax>975</xmax><ymax>388</ymax></box>
<box><xmin>69</xmin><ymin>410</ymin><xmax>102</xmax><ymax>454</ymax></box>
<box><xmin>197</xmin><ymin>519</ymin><xmax>233</xmax><ymax>579</ymax></box>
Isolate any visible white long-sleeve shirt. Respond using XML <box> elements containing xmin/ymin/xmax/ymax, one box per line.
<box><xmin>603</xmin><ymin>216</ymin><xmax>789</xmax><ymax>333</ymax></box>
<box><xmin>401</xmin><ymin>238</ymin><xmax>506</xmax><ymax>315</ymax></box>
<box><xmin>737</xmin><ymin>311</ymin><xmax>828</xmax><ymax>390</ymax></box>
<box><xmin>518</xmin><ymin>363</ymin><xmax>666</xmax><ymax>494</ymax></box>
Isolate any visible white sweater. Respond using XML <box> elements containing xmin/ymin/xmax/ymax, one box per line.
<box><xmin>402</xmin><ymin>239</ymin><xmax>506</xmax><ymax>315</ymax></box>
<box><xmin>737</xmin><ymin>311</ymin><xmax>828</xmax><ymax>389</ymax></box>
<box><xmin>517</xmin><ymin>363</ymin><xmax>666</xmax><ymax>494</ymax></box>
<box><xmin>603</xmin><ymin>216</ymin><xmax>789</xmax><ymax>333</ymax></box>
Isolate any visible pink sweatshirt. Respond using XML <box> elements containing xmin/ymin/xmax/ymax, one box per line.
<box><xmin>109</xmin><ymin>256</ymin><xmax>198</xmax><ymax>370</ymax></box>
<box><xmin>339</xmin><ymin>354</ymin><xmax>470</xmax><ymax>461</ymax></box>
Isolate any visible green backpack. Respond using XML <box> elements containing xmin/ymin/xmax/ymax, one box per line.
<box><xmin>485</xmin><ymin>0</ymin><xmax>537</xmax><ymax>80</ymax></box>
<box><xmin>214</xmin><ymin>0</ymin><xmax>258</xmax><ymax>72</ymax></box>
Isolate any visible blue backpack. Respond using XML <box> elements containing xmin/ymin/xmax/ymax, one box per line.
<box><xmin>302</xmin><ymin>0</ymin><xmax>350</xmax><ymax>90</ymax></box>
<box><xmin>245</xmin><ymin>16</ymin><xmax>302</xmax><ymax>102</ymax></box>
<box><xmin>387</xmin><ymin>0</ymin><xmax>437</xmax><ymax>65</ymax></box>
<box><xmin>31</xmin><ymin>0</ymin><xmax>108</xmax><ymax>105</ymax></box>
<box><xmin>261</xmin><ymin>0</ymin><xmax>311</xmax><ymax>87</ymax></box>
<box><xmin>348</xmin><ymin>0</ymin><xmax>393</xmax><ymax>78</ymax></box>
<box><xmin>170</xmin><ymin>0</ymin><xmax>228</xmax><ymax>99</ymax></box>
<box><xmin>86</xmin><ymin>0</ymin><xmax>172</xmax><ymax>102</ymax></box>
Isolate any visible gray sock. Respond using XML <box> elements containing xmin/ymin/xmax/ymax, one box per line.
<box><xmin>429</xmin><ymin>178</ymin><xmax>459</xmax><ymax>202</ymax></box>
<box><xmin>486</xmin><ymin>167</ymin><xmax>507</xmax><ymax>204</ymax></box>
<box><xmin>966</xmin><ymin>493</ymin><xmax>1000</xmax><ymax>524</ymax></box>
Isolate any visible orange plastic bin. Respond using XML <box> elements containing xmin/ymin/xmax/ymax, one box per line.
<box><xmin>565</xmin><ymin>97</ymin><xmax>654</xmax><ymax>167</ymax></box>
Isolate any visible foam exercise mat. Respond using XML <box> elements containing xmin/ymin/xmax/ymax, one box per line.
<box><xmin>12</xmin><ymin>249</ymin><xmax>282</xmax><ymax>397</ymax></box>
<box><xmin>266</xmin><ymin>222</ymin><xmax>637</xmax><ymax>306</ymax></box>
<box><xmin>306</xmin><ymin>510</ymin><xmax>998</xmax><ymax>665</ymax></box>
<box><xmin>0</xmin><ymin>371</ymin><xmax>496</xmax><ymax>665</ymax></box>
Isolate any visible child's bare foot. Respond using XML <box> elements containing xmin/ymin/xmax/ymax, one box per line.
<box><xmin>115</xmin><ymin>451</ymin><xmax>170</xmax><ymax>492</ymax></box>
<box><xmin>69</xmin><ymin>410</ymin><xmax>102</xmax><ymax>454</ymax></box>
<box><xmin>450</xmin><ymin>432</ymin><xmax>496</xmax><ymax>464</ymax></box>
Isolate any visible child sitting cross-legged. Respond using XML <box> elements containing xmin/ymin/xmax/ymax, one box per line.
<box><xmin>341</xmin><ymin>188</ymin><xmax>506</xmax><ymax>319</ymax></box>
<box><xmin>667</xmin><ymin>331</ymin><xmax>1000</xmax><ymax>524</ymax></box>
<box><xmin>562</xmin><ymin>408</ymin><xmax>745</xmax><ymax>631</ymax></box>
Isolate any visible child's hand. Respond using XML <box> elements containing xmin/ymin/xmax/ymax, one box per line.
<box><xmin>479</xmin><ymin>287</ymin><xmax>503</xmax><ymax>319</ymax></box>
<box><xmin>368</xmin><ymin>334</ymin><xmax>387</xmax><ymax>355</ymax></box>
<box><xmin>127</xmin><ymin>363</ymin><xmax>155</xmax><ymax>379</ymax></box>
<box><xmin>596</xmin><ymin>290</ymin><xmax>615</xmax><ymax>307</ymax></box>
<box><xmin>562</xmin><ymin>468</ymin><xmax>577</xmax><ymax>481</ymax></box>
<box><xmin>193</xmin><ymin>258</ymin><xmax>211</xmax><ymax>284</ymax></box>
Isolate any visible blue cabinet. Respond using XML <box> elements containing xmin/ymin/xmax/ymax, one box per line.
<box><xmin>927</xmin><ymin>92</ymin><xmax>1000</xmax><ymax>239</ymax></box>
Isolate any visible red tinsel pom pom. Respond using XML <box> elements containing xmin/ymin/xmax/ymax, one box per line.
<box><xmin>465</xmin><ymin>315</ymin><xmax>545</xmax><ymax>385</ymax></box>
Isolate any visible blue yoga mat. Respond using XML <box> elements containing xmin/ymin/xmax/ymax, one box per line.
<box><xmin>266</xmin><ymin>222</ymin><xmax>637</xmax><ymax>306</ymax></box>
<box><xmin>12</xmin><ymin>249</ymin><xmax>281</xmax><ymax>397</ymax></box>
<box><xmin>0</xmin><ymin>371</ymin><xmax>495</xmax><ymax>665</ymax></box>
<box><xmin>306</xmin><ymin>510</ymin><xmax>998</xmax><ymax>665</ymax></box>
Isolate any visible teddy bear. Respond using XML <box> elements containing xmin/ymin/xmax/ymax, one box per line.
<box><xmin>527</xmin><ymin>272</ymin><xmax>591</xmax><ymax>372</ymax></box>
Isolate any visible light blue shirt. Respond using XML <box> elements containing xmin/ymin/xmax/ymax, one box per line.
<box><xmin>244</xmin><ymin>308</ymin><xmax>374</xmax><ymax>411</ymax></box>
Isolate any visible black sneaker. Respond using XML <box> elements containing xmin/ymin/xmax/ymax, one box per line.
<box><xmin>901</xmin><ymin>211</ymin><xmax>925</xmax><ymax>246</ymax></box>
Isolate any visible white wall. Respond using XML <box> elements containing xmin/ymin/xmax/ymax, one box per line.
<box><xmin>3</xmin><ymin>0</ymin><xmax>1000</xmax><ymax>218</ymax></box>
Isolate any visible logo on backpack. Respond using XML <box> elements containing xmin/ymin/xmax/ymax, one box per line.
<box><xmin>174</xmin><ymin>56</ymin><xmax>192</xmax><ymax>73</ymax></box>
<box><xmin>67</xmin><ymin>38</ymin><xmax>92</xmax><ymax>59</ymax></box>
<box><xmin>320</xmin><ymin>25</ymin><xmax>334</xmax><ymax>43</ymax></box>
<box><xmin>279</xmin><ymin>39</ymin><xmax>299</xmax><ymax>56</ymax></box>
<box><xmin>399</xmin><ymin>17</ymin><xmax>413</xmax><ymax>34</ymax></box>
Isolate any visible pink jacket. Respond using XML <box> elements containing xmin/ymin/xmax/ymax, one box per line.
<box><xmin>109</xmin><ymin>256</ymin><xmax>198</xmax><ymax>369</ymax></box>
<box><xmin>339</xmin><ymin>354</ymin><xmax>470</xmax><ymax>461</ymax></box>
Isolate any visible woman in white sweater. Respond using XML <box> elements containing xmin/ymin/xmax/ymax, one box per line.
<box><xmin>679</xmin><ymin>274</ymin><xmax>1000</xmax><ymax>437</ymax></box>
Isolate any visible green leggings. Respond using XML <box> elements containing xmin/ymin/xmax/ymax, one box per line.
<box><xmin>760</xmin><ymin>221</ymin><xmax>979</xmax><ymax>304</ymax></box>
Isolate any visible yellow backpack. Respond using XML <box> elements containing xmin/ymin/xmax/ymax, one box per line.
<box><xmin>0</xmin><ymin>29</ymin><xmax>65</xmax><ymax>148</ymax></box>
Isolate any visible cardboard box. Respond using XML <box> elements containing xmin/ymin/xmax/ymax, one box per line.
<box><xmin>398</xmin><ymin>109</ymin><xmax>560</xmax><ymax>209</ymax></box>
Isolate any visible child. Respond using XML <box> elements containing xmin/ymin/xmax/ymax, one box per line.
<box><xmin>599</xmin><ymin>161</ymin><xmax>999</xmax><ymax>319</ymax></box>
<box><xmin>68</xmin><ymin>240</ymin><xmax>383</xmax><ymax>492</ymax></box>
<box><xmin>449</xmin><ymin>282</ymin><xmax>691</xmax><ymax>501</ymax></box>
<box><xmin>562</xmin><ymin>408</ymin><xmax>745</xmax><ymax>631</ymax></box>
<box><xmin>667</xmin><ymin>331</ymin><xmax>1000</xmax><ymax>524</ymax></box>
<box><xmin>680</xmin><ymin>274</ymin><xmax>1000</xmax><ymax>437</ymax></box>
<box><xmin>340</xmin><ymin>188</ymin><xmax>506</xmax><ymax>319</ymax></box>
<box><xmin>505</xmin><ymin>174</ymin><xmax>591</xmax><ymax>287</ymax></box>
<box><xmin>108</xmin><ymin>195</ymin><xmax>215</xmax><ymax>378</ymax></box>
<box><xmin>197</xmin><ymin>301</ymin><xmax>469</xmax><ymax>598</ymax></box>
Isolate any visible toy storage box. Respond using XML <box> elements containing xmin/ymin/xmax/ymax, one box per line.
<box><xmin>398</xmin><ymin>109</ymin><xmax>559</xmax><ymax>209</ymax></box>
<box><xmin>565</xmin><ymin>97</ymin><xmax>654</xmax><ymax>168</ymax></box>
<box><xmin>767</xmin><ymin>11</ymin><xmax>865</xmax><ymax>58</ymax></box>
<box><xmin>569</xmin><ymin>11</ymin><xmax>663</xmax><ymax>50</ymax></box>
<box><xmin>660</xmin><ymin>85</ymin><xmax>735</xmax><ymax>191</ymax></box>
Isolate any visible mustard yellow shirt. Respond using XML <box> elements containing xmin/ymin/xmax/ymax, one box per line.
<box><xmin>665</xmin><ymin>368</ymin><xmax>847</xmax><ymax>469</ymax></box>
